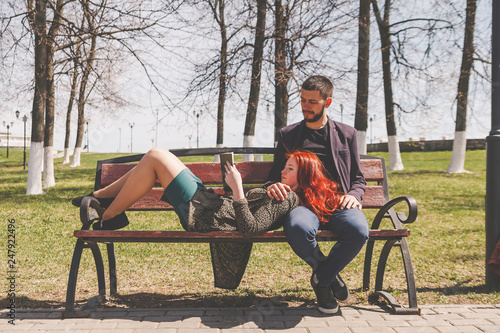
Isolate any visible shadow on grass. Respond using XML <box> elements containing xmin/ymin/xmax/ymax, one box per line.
<box><xmin>417</xmin><ymin>283</ymin><xmax>500</xmax><ymax>296</ymax></box>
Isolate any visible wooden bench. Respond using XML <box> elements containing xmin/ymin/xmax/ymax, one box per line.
<box><xmin>65</xmin><ymin>147</ymin><xmax>419</xmax><ymax>317</ymax></box>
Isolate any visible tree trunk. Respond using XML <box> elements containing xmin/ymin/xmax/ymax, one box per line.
<box><xmin>63</xmin><ymin>65</ymin><xmax>79</xmax><ymax>165</ymax></box>
<box><xmin>216</xmin><ymin>0</ymin><xmax>227</xmax><ymax>148</ymax></box>
<box><xmin>371</xmin><ymin>0</ymin><xmax>403</xmax><ymax>170</ymax></box>
<box><xmin>26</xmin><ymin>0</ymin><xmax>47</xmax><ymax>195</ymax></box>
<box><xmin>447</xmin><ymin>0</ymin><xmax>477</xmax><ymax>173</ymax></box>
<box><xmin>274</xmin><ymin>0</ymin><xmax>289</xmax><ymax>143</ymax></box>
<box><xmin>44</xmin><ymin>48</ymin><xmax>56</xmax><ymax>188</ymax></box>
<box><xmin>43</xmin><ymin>0</ymin><xmax>63</xmax><ymax>187</ymax></box>
<box><xmin>243</xmin><ymin>0</ymin><xmax>266</xmax><ymax>162</ymax></box>
<box><xmin>71</xmin><ymin>1</ymin><xmax>96</xmax><ymax>167</ymax></box>
<box><xmin>355</xmin><ymin>0</ymin><xmax>371</xmax><ymax>155</ymax></box>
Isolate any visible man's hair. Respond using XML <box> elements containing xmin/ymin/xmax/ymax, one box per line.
<box><xmin>301</xmin><ymin>76</ymin><xmax>334</xmax><ymax>100</ymax></box>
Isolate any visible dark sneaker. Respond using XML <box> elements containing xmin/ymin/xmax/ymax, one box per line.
<box><xmin>330</xmin><ymin>274</ymin><xmax>350</xmax><ymax>301</ymax></box>
<box><xmin>72</xmin><ymin>192</ymin><xmax>114</xmax><ymax>208</ymax></box>
<box><xmin>93</xmin><ymin>212</ymin><xmax>129</xmax><ymax>230</ymax></box>
<box><xmin>310</xmin><ymin>273</ymin><xmax>339</xmax><ymax>314</ymax></box>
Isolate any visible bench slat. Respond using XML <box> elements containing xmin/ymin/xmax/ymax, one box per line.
<box><xmin>74</xmin><ymin>229</ymin><xmax>409</xmax><ymax>243</ymax></box>
<box><xmin>100</xmin><ymin>159</ymin><xmax>385</xmax><ymax>188</ymax></box>
<box><xmin>126</xmin><ymin>185</ymin><xmax>387</xmax><ymax>211</ymax></box>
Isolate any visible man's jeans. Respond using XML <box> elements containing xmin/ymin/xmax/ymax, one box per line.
<box><xmin>283</xmin><ymin>206</ymin><xmax>369</xmax><ymax>287</ymax></box>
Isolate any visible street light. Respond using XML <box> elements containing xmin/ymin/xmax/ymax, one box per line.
<box><xmin>15</xmin><ymin>111</ymin><xmax>28</xmax><ymax>169</ymax></box>
<box><xmin>128</xmin><ymin>122</ymin><xmax>135</xmax><ymax>153</ymax></box>
<box><xmin>85</xmin><ymin>120</ymin><xmax>90</xmax><ymax>152</ymax></box>
<box><xmin>193</xmin><ymin>111</ymin><xmax>202</xmax><ymax>148</ymax></box>
<box><xmin>3</xmin><ymin>121</ymin><xmax>13</xmax><ymax>158</ymax></box>
<box><xmin>369</xmin><ymin>117</ymin><xmax>373</xmax><ymax>144</ymax></box>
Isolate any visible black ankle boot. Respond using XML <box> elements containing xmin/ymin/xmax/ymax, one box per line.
<box><xmin>93</xmin><ymin>212</ymin><xmax>129</xmax><ymax>230</ymax></box>
<box><xmin>72</xmin><ymin>192</ymin><xmax>115</xmax><ymax>208</ymax></box>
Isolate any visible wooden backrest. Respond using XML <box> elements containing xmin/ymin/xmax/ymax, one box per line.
<box><xmin>95</xmin><ymin>152</ymin><xmax>389</xmax><ymax>211</ymax></box>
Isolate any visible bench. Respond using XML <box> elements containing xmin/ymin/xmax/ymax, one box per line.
<box><xmin>64</xmin><ymin>147</ymin><xmax>419</xmax><ymax>317</ymax></box>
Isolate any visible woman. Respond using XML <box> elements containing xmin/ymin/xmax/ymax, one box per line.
<box><xmin>72</xmin><ymin>149</ymin><xmax>342</xmax><ymax>237</ymax></box>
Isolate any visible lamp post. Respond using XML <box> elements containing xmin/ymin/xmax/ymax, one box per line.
<box><xmin>15</xmin><ymin>111</ymin><xmax>27</xmax><ymax>169</ymax></box>
<box><xmin>128</xmin><ymin>122</ymin><xmax>135</xmax><ymax>153</ymax></box>
<box><xmin>486</xmin><ymin>0</ymin><xmax>500</xmax><ymax>288</ymax></box>
<box><xmin>193</xmin><ymin>111</ymin><xmax>201</xmax><ymax>148</ymax></box>
<box><xmin>3</xmin><ymin>121</ymin><xmax>13</xmax><ymax>158</ymax></box>
<box><xmin>85</xmin><ymin>120</ymin><xmax>90</xmax><ymax>152</ymax></box>
<box><xmin>369</xmin><ymin>116</ymin><xmax>373</xmax><ymax>144</ymax></box>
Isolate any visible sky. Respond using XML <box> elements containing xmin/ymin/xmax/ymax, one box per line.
<box><xmin>1</xmin><ymin>0</ymin><xmax>493</xmax><ymax>154</ymax></box>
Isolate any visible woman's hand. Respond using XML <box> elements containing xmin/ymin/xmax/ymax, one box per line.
<box><xmin>266</xmin><ymin>182</ymin><xmax>291</xmax><ymax>201</ymax></box>
<box><xmin>224</xmin><ymin>161</ymin><xmax>245</xmax><ymax>201</ymax></box>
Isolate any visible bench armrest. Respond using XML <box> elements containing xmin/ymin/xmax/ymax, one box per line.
<box><xmin>79</xmin><ymin>196</ymin><xmax>104</xmax><ymax>230</ymax></box>
<box><xmin>371</xmin><ymin>196</ymin><xmax>418</xmax><ymax>230</ymax></box>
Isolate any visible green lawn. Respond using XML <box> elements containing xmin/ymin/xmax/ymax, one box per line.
<box><xmin>0</xmin><ymin>148</ymin><xmax>498</xmax><ymax>309</ymax></box>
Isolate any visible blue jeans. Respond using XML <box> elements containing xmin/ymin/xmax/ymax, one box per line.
<box><xmin>284</xmin><ymin>206</ymin><xmax>369</xmax><ymax>287</ymax></box>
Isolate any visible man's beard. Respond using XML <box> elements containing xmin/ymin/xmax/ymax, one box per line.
<box><xmin>303</xmin><ymin>105</ymin><xmax>325</xmax><ymax>123</ymax></box>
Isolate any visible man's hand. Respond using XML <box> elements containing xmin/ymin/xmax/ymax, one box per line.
<box><xmin>266</xmin><ymin>182</ymin><xmax>291</xmax><ymax>201</ymax></box>
<box><xmin>339</xmin><ymin>194</ymin><xmax>362</xmax><ymax>210</ymax></box>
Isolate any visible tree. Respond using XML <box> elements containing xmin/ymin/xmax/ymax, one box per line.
<box><xmin>242</xmin><ymin>0</ymin><xmax>267</xmax><ymax>161</ymax></box>
<box><xmin>43</xmin><ymin>0</ymin><xmax>65</xmax><ymax>187</ymax></box>
<box><xmin>354</xmin><ymin>0</ymin><xmax>371</xmax><ymax>155</ymax></box>
<box><xmin>26</xmin><ymin>0</ymin><xmax>48</xmax><ymax>195</ymax></box>
<box><xmin>70</xmin><ymin>0</ymin><xmax>97</xmax><ymax>167</ymax></box>
<box><xmin>371</xmin><ymin>0</ymin><xmax>404</xmax><ymax>170</ymax></box>
<box><xmin>447</xmin><ymin>0</ymin><xmax>477</xmax><ymax>173</ymax></box>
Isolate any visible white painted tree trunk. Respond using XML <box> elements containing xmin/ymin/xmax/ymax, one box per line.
<box><xmin>62</xmin><ymin>148</ymin><xmax>71</xmax><ymax>165</ymax></box>
<box><xmin>70</xmin><ymin>147</ymin><xmax>81</xmax><ymax>167</ymax></box>
<box><xmin>447</xmin><ymin>131</ymin><xmax>469</xmax><ymax>173</ymax></box>
<box><xmin>26</xmin><ymin>141</ymin><xmax>44</xmax><ymax>195</ymax></box>
<box><xmin>43</xmin><ymin>146</ymin><xmax>56</xmax><ymax>188</ymax></box>
<box><xmin>213</xmin><ymin>143</ymin><xmax>224</xmax><ymax>162</ymax></box>
<box><xmin>242</xmin><ymin>135</ymin><xmax>255</xmax><ymax>162</ymax></box>
<box><xmin>357</xmin><ymin>130</ymin><xmax>367</xmax><ymax>155</ymax></box>
<box><xmin>388</xmin><ymin>135</ymin><xmax>404</xmax><ymax>170</ymax></box>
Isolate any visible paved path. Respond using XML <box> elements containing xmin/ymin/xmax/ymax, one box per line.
<box><xmin>1</xmin><ymin>305</ymin><xmax>499</xmax><ymax>332</ymax></box>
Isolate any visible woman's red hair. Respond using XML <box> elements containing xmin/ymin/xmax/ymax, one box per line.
<box><xmin>286</xmin><ymin>150</ymin><xmax>343</xmax><ymax>224</ymax></box>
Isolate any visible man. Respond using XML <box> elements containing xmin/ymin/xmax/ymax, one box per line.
<box><xmin>266</xmin><ymin>75</ymin><xmax>369</xmax><ymax>314</ymax></box>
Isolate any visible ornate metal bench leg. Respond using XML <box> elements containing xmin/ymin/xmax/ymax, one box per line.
<box><xmin>107</xmin><ymin>243</ymin><xmax>118</xmax><ymax>295</ymax></box>
<box><xmin>64</xmin><ymin>239</ymin><xmax>85</xmax><ymax>318</ymax></box>
<box><xmin>63</xmin><ymin>240</ymin><xmax>106</xmax><ymax>318</ymax></box>
<box><xmin>363</xmin><ymin>239</ymin><xmax>375</xmax><ymax>290</ymax></box>
<box><xmin>369</xmin><ymin>239</ymin><xmax>420</xmax><ymax>314</ymax></box>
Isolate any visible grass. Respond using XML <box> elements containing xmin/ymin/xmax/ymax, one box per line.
<box><xmin>0</xmin><ymin>147</ymin><xmax>498</xmax><ymax>310</ymax></box>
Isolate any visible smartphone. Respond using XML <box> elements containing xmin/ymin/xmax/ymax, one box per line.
<box><xmin>219</xmin><ymin>152</ymin><xmax>234</xmax><ymax>192</ymax></box>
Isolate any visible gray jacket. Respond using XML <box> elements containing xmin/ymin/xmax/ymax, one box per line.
<box><xmin>186</xmin><ymin>187</ymin><xmax>299</xmax><ymax>289</ymax></box>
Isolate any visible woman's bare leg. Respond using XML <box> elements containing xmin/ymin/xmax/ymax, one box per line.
<box><xmin>102</xmin><ymin>148</ymin><xmax>186</xmax><ymax>220</ymax></box>
<box><xmin>93</xmin><ymin>169</ymin><xmax>133</xmax><ymax>199</ymax></box>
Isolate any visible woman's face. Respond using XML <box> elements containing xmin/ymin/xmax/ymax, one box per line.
<box><xmin>281</xmin><ymin>157</ymin><xmax>299</xmax><ymax>191</ymax></box>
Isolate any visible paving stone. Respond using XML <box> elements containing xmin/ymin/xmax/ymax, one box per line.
<box><xmin>309</xmin><ymin>328</ymin><xmax>351</xmax><ymax>333</ymax></box>
<box><xmin>132</xmin><ymin>329</ymin><xmax>177</xmax><ymax>333</ymax></box>
<box><xmin>351</xmin><ymin>327</ymin><xmax>396</xmax><ymax>333</ymax></box>
<box><xmin>393</xmin><ymin>327</ymin><xmax>439</xmax><ymax>333</ymax></box>
<box><xmin>177</xmin><ymin>329</ymin><xmax>219</xmax><ymax>333</ymax></box>
<box><xmin>265</xmin><ymin>329</ymin><xmax>308</xmax><ymax>333</ymax></box>
<box><xmin>435</xmin><ymin>326</ymin><xmax>483</xmax><ymax>333</ymax></box>
<box><xmin>447</xmin><ymin>318</ymin><xmax>494</xmax><ymax>326</ymax></box>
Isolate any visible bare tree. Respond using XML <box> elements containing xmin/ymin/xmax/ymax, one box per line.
<box><xmin>371</xmin><ymin>0</ymin><xmax>404</xmax><ymax>170</ymax></box>
<box><xmin>70</xmin><ymin>0</ymin><xmax>97</xmax><ymax>167</ymax></box>
<box><xmin>354</xmin><ymin>0</ymin><xmax>371</xmax><ymax>154</ymax></box>
<box><xmin>43</xmin><ymin>0</ymin><xmax>65</xmax><ymax>187</ymax></box>
<box><xmin>26</xmin><ymin>0</ymin><xmax>48</xmax><ymax>195</ymax></box>
<box><xmin>447</xmin><ymin>0</ymin><xmax>477</xmax><ymax>173</ymax></box>
<box><xmin>62</xmin><ymin>47</ymin><xmax>80</xmax><ymax>165</ymax></box>
<box><xmin>242</xmin><ymin>0</ymin><xmax>267</xmax><ymax>161</ymax></box>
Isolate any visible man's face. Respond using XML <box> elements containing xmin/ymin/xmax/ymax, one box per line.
<box><xmin>300</xmin><ymin>89</ymin><xmax>332</xmax><ymax>123</ymax></box>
